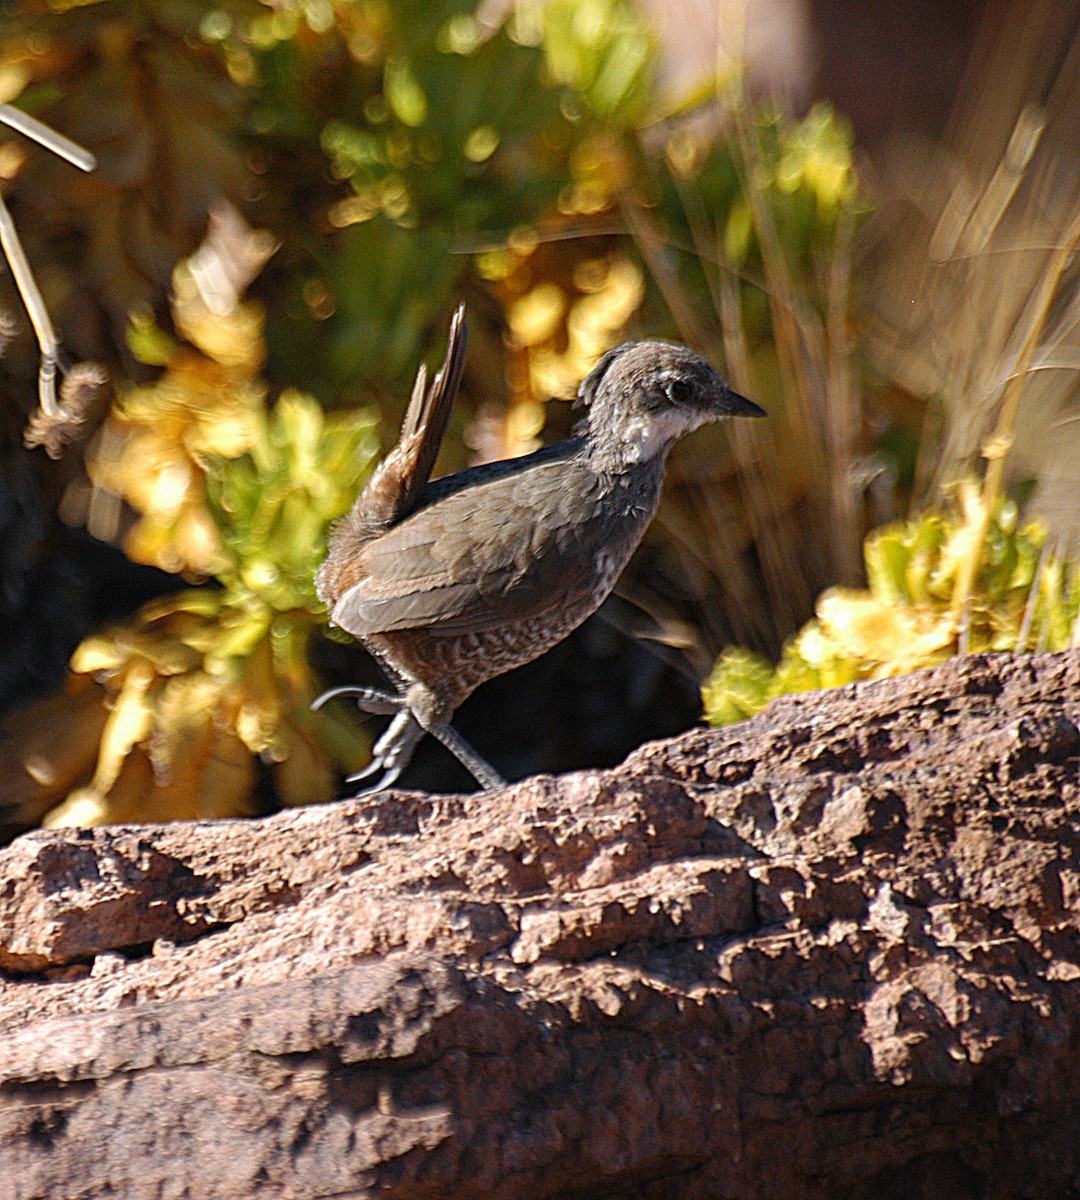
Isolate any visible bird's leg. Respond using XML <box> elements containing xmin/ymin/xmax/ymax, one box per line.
<box><xmin>405</xmin><ymin>681</ymin><xmax>506</xmax><ymax>792</ymax></box>
<box><xmin>350</xmin><ymin>713</ymin><xmax>505</xmax><ymax>794</ymax></box>
<box><xmin>427</xmin><ymin>723</ymin><xmax>507</xmax><ymax>791</ymax></box>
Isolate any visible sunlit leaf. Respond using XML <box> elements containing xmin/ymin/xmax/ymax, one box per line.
<box><xmin>705</xmin><ymin>485</ymin><xmax>1080</xmax><ymax>725</ymax></box>
<box><xmin>90</xmin><ymin>664</ymin><xmax>154</xmax><ymax>794</ymax></box>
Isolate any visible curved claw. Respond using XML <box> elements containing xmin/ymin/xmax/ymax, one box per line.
<box><xmin>345</xmin><ymin>756</ymin><xmax>390</xmax><ymax>785</ymax></box>
<box><xmin>319</xmin><ymin>691</ymin><xmax>507</xmax><ymax>795</ymax></box>
<box><xmin>311</xmin><ymin>684</ymin><xmax>402</xmax><ymax>715</ymax></box>
<box><xmin>347</xmin><ymin>762</ymin><xmax>404</xmax><ymax>797</ymax></box>
<box><xmin>341</xmin><ymin>710</ymin><xmax>422</xmax><ymax>795</ymax></box>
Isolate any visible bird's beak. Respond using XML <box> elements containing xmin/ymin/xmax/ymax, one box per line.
<box><xmin>723</xmin><ymin>388</ymin><xmax>767</xmax><ymax>418</ymax></box>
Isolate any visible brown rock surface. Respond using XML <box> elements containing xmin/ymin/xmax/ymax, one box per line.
<box><xmin>0</xmin><ymin>650</ymin><xmax>1078</xmax><ymax>1199</ymax></box>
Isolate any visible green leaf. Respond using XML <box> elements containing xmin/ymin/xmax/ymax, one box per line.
<box><xmin>701</xmin><ymin>647</ymin><xmax>775</xmax><ymax>725</ymax></box>
<box><xmin>385</xmin><ymin>57</ymin><xmax>427</xmax><ymax>127</ymax></box>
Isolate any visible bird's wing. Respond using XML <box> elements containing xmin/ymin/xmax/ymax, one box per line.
<box><xmin>330</xmin><ymin>455</ymin><xmax>618</xmax><ymax>638</ymax></box>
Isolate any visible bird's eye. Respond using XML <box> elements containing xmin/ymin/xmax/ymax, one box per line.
<box><xmin>666</xmin><ymin>378</ymin><xmax>695</xmax><ymax>406</ymax></box>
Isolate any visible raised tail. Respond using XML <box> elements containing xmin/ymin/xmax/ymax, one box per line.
<box><xmin>358</xmin><ymin>305</ymin><xmax>467</xmax><ymax>530</ymax></box>
<box><xmin>316</xmin><ymin>307</ymin><xmax>467</xmax><ymax>608</ymax></box>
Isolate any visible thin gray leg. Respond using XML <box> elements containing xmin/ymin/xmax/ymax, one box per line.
<box><xmin>427</xmin><ymin>723</ymin><xmax>507</xmax><ymax>790</ymax></box>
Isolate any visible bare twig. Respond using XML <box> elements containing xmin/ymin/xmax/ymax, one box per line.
<box><xmin>0</xmin><ymin>103</ymin><xmax>102</xmax><ymax>454</ymax></box>
<box><xmin>949</xmin><ymin>202</ymin><xmax>1080</xmax><ymax>620</ymax></box>
<box><xmin>0</xmin><ymin>189</ymin><xmax>60</xmax><ymax>413</ymax></box>
<box><xmin>0</xmin><ymin>103</ymin><xmax>96</xmax><ymax>173</ymax></box>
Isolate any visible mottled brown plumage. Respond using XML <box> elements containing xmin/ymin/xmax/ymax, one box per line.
<box><xmin>315</xmin><ymin>306</ymin><xmax>764</xmax><ymax>791</ymax></box>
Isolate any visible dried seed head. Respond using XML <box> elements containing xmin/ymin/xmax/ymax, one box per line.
<box><xmin>23</xmin><ymin>361</ymin><xmax>110</xmax><ymax>459</ymax></box>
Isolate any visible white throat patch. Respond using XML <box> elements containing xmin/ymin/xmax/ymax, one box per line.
<box><xmin>619</xmin><ymin>408</ymin><xmax>706</xmax><ymax>463</ymax></box>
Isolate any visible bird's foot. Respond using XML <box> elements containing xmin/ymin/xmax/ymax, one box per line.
<box><xmin>311</xmin><ymin>687</ymin><xmax>507</xmax><ymax>794</ymax></box>
<box><xmin>345</xmin><ymin>710</ymin><xmax>425</xmax><ymax>795</ymax></box>
<box><xmin>311</xmin><ymin>685</ymin><xmax>410</xmax><ymax>793</ymax></box>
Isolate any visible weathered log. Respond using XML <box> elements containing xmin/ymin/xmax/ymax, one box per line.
<box><xmin>1</xmin><ymin>650</ymin><xmax>1078</xmax><ymax>1199</ymax></box>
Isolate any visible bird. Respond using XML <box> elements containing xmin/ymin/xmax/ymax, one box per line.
<box><xmin>314</xmin><ymin>306</ymin><xmax>765</xmax><ymax>793</ymax></box>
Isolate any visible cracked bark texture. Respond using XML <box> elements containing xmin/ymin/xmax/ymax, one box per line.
<box><xmin>1</xmin><ymin>650</ymin><xmax>1078</xmax><ymax>1200</ymax></box>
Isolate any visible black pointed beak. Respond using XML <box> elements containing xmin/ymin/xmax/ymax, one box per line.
<box><xmin>724</xmin><ymin>388</ymin><xmax>767</xmax><ymax>418</ymax></box>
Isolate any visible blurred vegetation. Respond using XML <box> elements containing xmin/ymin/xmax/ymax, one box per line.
<box><xmin>1</xmin><ymin>0</ymin><xmax>1077</xmax><ymax>829</ymax></box>
<box><xmin>704</xmin><ymin>43</ymin><xmax>1080</xmax><ymax>725</ymax></box>
<box><xmin>7</xmin><ymin>203</ymin><xmax>378</xmax><ymax>825</ymax></box>
<box><xmin>703</xmin><ymin>481</ymin><xmax>1080</xmax><ymax>724</ymax></box>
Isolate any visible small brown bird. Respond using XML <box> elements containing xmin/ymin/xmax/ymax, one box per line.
<box><xmin>314</xmin><ymin>307</ymin><xmax>765</xmax><ymax>792</ymax></box>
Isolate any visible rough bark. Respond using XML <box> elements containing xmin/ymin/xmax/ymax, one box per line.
<box><xmin>0</xmin><ymin>650</ymin><xmax>1078</xmax><ymax>1200</ymax></box>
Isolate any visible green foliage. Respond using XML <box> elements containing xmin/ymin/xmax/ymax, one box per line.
<box><xmin>269</xmin><ymin>0</ymin><xmax>583</xmax><ymax>386</ymax></box>
<box><xmin>541</xmin><ymin>0</ymin><xmax>655</xmax><ymax>123</ymax></box>
<box><xmin>322</xmin><ymin>220</ymin><xmax>464</xmax><ymax>387</ymax></box>
<box><xmin>44</xmin><ymin>390</ymin><xmax>378</xmax><ymax>828</ymax></box>
<box><xmin>318</xmin><ymin>12</ymin><xmax>569</xmax><ymax>232</ymax></box>
<box><xmin>244</xmin><ymin>0</ymin><xmax>664</xmax><ymax>393</ymax></box>
<box><xmin>700</xmin><ymin>647</ymin><xmax>777</xmax><ymax>726</ymax></box>
<box><xmin>28</xmin><ymin>218</ymin><xmax>380</xmax><ymax>827</ymax></box>
<box><xmin>205</xmin><ymin>390</ymin><xmax>378</xmax><ymax>612</ymax></box>
<box><xmin>703</xmin><ymin>482</ymin><xmax>1080</xmax><ymax>725</ymax></box>
<box><xmin>660</xmin><ymin>103</ymin><xmax>868</xmax><ymax>338</ymax></box>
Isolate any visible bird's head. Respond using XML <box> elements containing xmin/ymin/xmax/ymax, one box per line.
<box><xmin>576</xmin><ymin>340</ymin><xmax>764</xmax><ymax>467</ymax></box>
